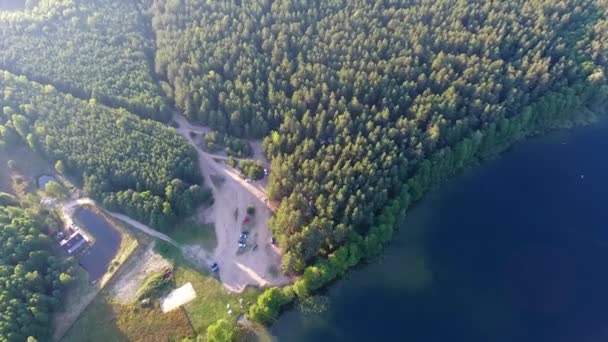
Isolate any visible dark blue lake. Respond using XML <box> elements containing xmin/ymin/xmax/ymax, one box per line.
<box><xmin>75</xmin><ymin>208</ymin><xmax>122</xmax><ymax>282</ymax></box>
<box><xmin>272</xmin><ymin>120</ymin><xmax>608</xmax><ymax>342</ymax></box>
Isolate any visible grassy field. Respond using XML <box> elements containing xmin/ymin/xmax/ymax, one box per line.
<box><xmin>156</xmin><ymin>242</ymin><xmax>262</xmax><ymax>334</ymax></box>
<box><xmin>62</xmin><ymin>295</ymin><xmax>194</xmax><ymax>342</ymax></box>
<box><xmin>168</xmin><ymin>218</ymin><xmax>217</xmax><ymax>252</ymax></box>
<box><xmin>0</xmin><ymin>145</ymin><xmax>51</xmax><ymax>195</ymax></box>
<box><xmin>63</xmin><ymin>241</ymin><xmax>261</xmax><ymax>341</ymax></box>
<box><xmin>176</xmin><ymin>266</ymin><xmax>260</xmax><ymax>333</ymax></box>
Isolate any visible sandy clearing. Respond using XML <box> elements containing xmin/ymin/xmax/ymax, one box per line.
<box><xmin>161</xmin><ymin>282</ymin><xmax>197</xmax><ymax>313</ymax></box>
<box><xmin>109</xmin><ymin>241</ymin><xmax>172</xmax><ymax>304</ymax></box>
<box><xmin>173</xmin><ymin>114</ymin><xmax>291</xmax><ymax>292</ymax></box>
<box><xmin>51</xmin><ymin>113</ymin><xmax>291</xmax><ymax>300</ymax></box>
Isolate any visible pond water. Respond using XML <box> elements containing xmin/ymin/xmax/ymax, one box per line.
<box><xmin>272</xmin><ymin>119</ymin><xmax>608</xmax><ymax>342</ymax></box>
<box><xmin>37</xmin><ymin>174</ymin><xmax>57</xmax><ymax>189</ymax></box>
<box><xmin>0</xmin><ymin>0</ymin><xmax>25</xmax><ymax>11</ymax></box>
<box><xmin>75</xmin><ymin>208</ymin><xmax>122</xmax><ymax>282</ymax></box>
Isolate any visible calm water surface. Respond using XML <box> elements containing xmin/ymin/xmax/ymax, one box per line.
<box><xmin>272</xmin><ymin>120</ymin><xmax>608</xmax><ymax>342</ymax></box>
<box><xmin>75</xmin><ymin>208</ymin><xmax>122</xmax><ymax>282</ymax></box>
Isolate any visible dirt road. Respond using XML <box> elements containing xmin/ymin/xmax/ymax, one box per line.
<box><xmin>172</xmin><ymin>115</ymin><xmax>270</xmax><ymax>199</ymax></box>
<box><xmin>56</xmin><ymin>114</ymin><xmax>291</xmax><ymax>293</ymax></box>
<box><xmin>173</xmin><ymin>114</ymin><xmax>290</xmax><ymax>292</ymax></box>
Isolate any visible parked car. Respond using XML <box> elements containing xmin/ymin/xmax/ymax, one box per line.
<box><xmin>238</xmin><ymin>231</ymin><xmax>249</xmax><ymax>248</ymax></box>
<box><xmin>211</xmin><ymin>262</ymin><xmax>219</xmax><ymax>272</ymax></box>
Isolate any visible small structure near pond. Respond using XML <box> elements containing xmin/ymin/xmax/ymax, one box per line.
<box><xmin>59</xmin><ymin>231</ymin><xmax>89</xmax><ymax>255</ymax></box>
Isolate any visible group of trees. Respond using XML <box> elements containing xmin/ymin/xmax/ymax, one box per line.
<box><xmin>0</xmin><ymin>0</ymin><xmax>166</xmax><ymax>119</ymax></box>
<box><xmin>150</xmin><ymin>0</ymin><xmax>275</xmax><ymax>136</ymax></box>
<box><xmin>248</xmin><ymin>80</ymin><xmax>608</xmax><ymax>325</ymax></box>
<box><xmin>0</xmin><ymin>71</ymin><xmax>211</xmax><ymax>229</ymax></box>
<box><xmin>2</xmin><ymin>0</ymin><xmax>608</xmax><ymax>337</ymax></box>
<box><xmin>151</xmin><ymin>0</ymin><xmax>608</xmax><ymax>274</ymax></box>
<box><xmin>202</xmin><ymin>131</ymin><xmax>253</xmax><ymax>158</ymax></box>
<box><xmin>0</xmin><ymin>203</ymin><xmax>73</xmax><ymax>341</ymax></box>
<box><xmin>236</xmin><ymin>159</ymin><xmax>264</xmax><ymax>180</ymax></box>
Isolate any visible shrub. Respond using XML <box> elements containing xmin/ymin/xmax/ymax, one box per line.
<box><xmin>206</xmin><ymin>319</ymin><xmax>235</xmax><ymax>342</ymax></box>
<box><xmin>135</xmin><ymin>272</ymin><xmax>173</xmax><ymax>301</ymax></box>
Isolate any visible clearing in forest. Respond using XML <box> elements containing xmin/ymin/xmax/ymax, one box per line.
<box><xmin>173</xmin><ymin>114</ymin><xmax>291</xmax><ymax>292</ymax></box>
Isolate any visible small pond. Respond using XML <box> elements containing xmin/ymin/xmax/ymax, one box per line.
<box><xmin>37</xmin><ymin>174</ymin><xmax>57</xmax><ymax>189</ymax></box>
<box><xmin>74</xmin><ymin>207</ymin><xmax>122</xmax><ymax>282</ymax></box>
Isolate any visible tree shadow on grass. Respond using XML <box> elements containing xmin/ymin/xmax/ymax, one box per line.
<box><xmin>62</xmin><ymin>296</ymin><xmax>129</xmax><ymax>342</ymax></box>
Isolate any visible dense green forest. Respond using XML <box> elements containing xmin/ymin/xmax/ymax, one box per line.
<box><xmin>0</xmin><ymin>203</ymin><xmax>73</xmax><ymax>342</ymax></box>
<box><xmin>0</xmin><ymin>71</ymin><xmax>210</xmax><ymax>229</ymax></box>
<box><xmin>2</xmin><ymin>0</ymin><xmax>608</xmax><ymax>337</ymax></box>
<box><xmin>0</xmin><ymin>0</ymin><xmax>165</xmax><ymax>119</ymax></box>
<box><xmin>151</xmin><ymin>0</ymin><xmax>608</xmax><ymax>273</ymax></box>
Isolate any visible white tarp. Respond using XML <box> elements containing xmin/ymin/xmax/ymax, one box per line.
<box><xmin>161</xmin><ymin>282</ymin><xmax>197</xmax><ymax>313</ymax></box>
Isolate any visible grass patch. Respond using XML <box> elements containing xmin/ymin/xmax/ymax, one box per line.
<box><xmin>175</xmin><ymin>267</ymin><xmax>260</xmax><ymax>334</ymax></box>
<box><xmin>168</xmin><ymin>218</ymin><xmax>217</xmax><ymax>251</ymax></box>
<box><xmin>0</xmin><ymin>144</ymin><xmax>51</xmax><ymax>196</ymax></box>
<box><xmin>62</xmin><ymin>296</ymin><xmax>126</xmax><ymax>342</ymax></box>
<box><xmin>135</xmin><ymin>271</ymin><xmax>174</xmax><ymax>301</ymax></box>
<box><xmin>63</xmin><ymin>295</ymin><xmax>194</xmax><ymax>342</ymax></box>
<box><xmin>65</xmin><ymin>240</ymin><xmax>262</xmax><ymax>340</ymax></box>
<box><xmin>154</xmin><ymin>242</ymin><xmax>261</xmax><ymax>334</ymax></box>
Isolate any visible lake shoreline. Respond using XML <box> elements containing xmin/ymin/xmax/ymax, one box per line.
<box><xmin>247</xmin><ymin>83</ymin><xmax>608</xmax><ymax>330</ymax></box>
<box><xmin>270</xmin><ymin>111</ymin><xmax>608</xmax><ymax>340</ymax></box>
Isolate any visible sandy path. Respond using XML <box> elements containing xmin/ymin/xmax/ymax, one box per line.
<box><xmin>173</xmin><ymin>114</ymin><xmax>291</xmax><ymax>292</ymax></box>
